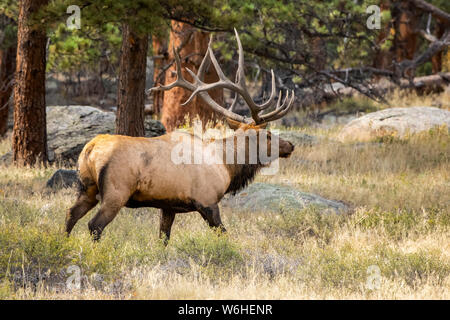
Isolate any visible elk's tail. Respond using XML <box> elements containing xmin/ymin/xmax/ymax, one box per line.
<box><xmin>76</xmin><ymin>139</ymin><xmax>98</xmax><ymax>196</ymax></box>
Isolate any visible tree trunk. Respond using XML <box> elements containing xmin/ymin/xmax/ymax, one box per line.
<box><xmin>161</xmin><ymin>21</ymin><xmax>223</xmax><ymax>132</ymax></box>
<box><xmin>115</xmin><ymin>24</ymin><xmax>148</xmax><ymax>137</ymax></box>
<box><xmin>152</xmin><ymin>36</ymin><xmax>168</xmax><ymax>115</ymax></box>
<box><xmin>372</xmin><ymin>0</ymin><xmax>394</xmax><ymax>71</ymax></box>
<box><xmin>312</xmin><ymin>37</ymin><xmax>327</xmax><ymax>71</ymax></box>
<box><xmin>0</xmin><ymin>45</ymin><xmax>16</xmax><ymax>136</ymax></box>
<box><xmin>12</xmin><ymin>0</ymin><xmax>48</xmax><ymax>166</ymax></box>
<box><xmin>391</xmin><ymin>0</ymin><xmax>420</xmax><ymax>76</ymax></box>
<box><xmin>431</xmin><ymin>22</ymin><xmax>445</xmax><ymax>73</ymax></box>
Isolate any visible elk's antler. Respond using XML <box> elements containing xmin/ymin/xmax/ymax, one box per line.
<box><xmin>150</xmin><ymin>28</ymin><xmax>295</xmax><ymax>125</ymax></box>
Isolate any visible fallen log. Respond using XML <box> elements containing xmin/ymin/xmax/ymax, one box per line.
<box><xmin>322</xmin><ymin>72</ymin><xmax>450</xmax><ymax>100</ymax></box>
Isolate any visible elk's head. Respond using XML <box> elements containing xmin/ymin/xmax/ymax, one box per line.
<box><xmin>151</xmin><ymin>29</ymin><xmax>295</xmax><ymax>161</ymax></box>
<box><xmin>225</xmin><ymin>119</ymin><xmax>294</xmax><ymax>160</ymax></box>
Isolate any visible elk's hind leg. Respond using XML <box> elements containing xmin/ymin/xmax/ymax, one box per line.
<box><xmin>159</xmin><ymin>209</ymin><xmax>176</xmax><ymax>245</ymax></box>
<box><xmin>66</xmin><ymin>181</ymin><xmax>98</xmax><ymax>235</ymax></box>
<box><xmin>87</xmin><ymin>162</ymin><xmax>134</xmax><ymax>241</ymax></box>
<box><xmin>196</xmin><ymin>204</ymin><xmax>226</xmax><ymax>233</ymax></box>
<box><xmin>88</xmin><ymin>198</ymin><xmax>127</xmax><ymax>241</ymax></box>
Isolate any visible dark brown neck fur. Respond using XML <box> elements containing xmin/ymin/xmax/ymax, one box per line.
<box><xmin>224</xmin><ymin>163</ymin><xmax>262</xmax><ymax>195</ymax></box>
<box><xmin>219</xmin><ymin>133</ymin><xmax>268</xmax><ymax>195</ymax></box>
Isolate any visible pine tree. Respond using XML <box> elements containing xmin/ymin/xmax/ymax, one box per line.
<box><xmin>12</xmin><ymin>0</ymin><xmax>49</xmax><ymax>166</ymax></box>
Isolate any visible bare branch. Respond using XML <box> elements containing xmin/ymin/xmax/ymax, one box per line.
<box><xmin>395</xmin><ymin>30</ymin><xmax>450</xmax><ymax>77</ymax></box>
<box><xmin>410</xmin><ymin>0</ymin><xmax>450</xmax><ymax>24</ymax></box>
<box><xmin>418</xmin><ymin>29</ymin><xmax>438</xmax><ymax>42</ymax></box>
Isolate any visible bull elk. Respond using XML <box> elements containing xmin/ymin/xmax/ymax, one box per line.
<box><xmin>66</xmin><ymin>29</ymin><xmax>295</xmax><ymax>242</ymax></box>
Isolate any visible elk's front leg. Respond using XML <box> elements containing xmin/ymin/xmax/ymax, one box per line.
<box><xmin>159</xmin><ymin>209</ymin><xmax>176</xmax><ymax>245</ymax></box>
<box><xmin>196</xmin><ymin>204</ymin><xmax>226</xmax><ymax>233</ymax></box>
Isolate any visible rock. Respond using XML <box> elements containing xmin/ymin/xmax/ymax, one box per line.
<box><xmin>338</xmin><ymin>106</ymin><xmax>450</xmax><ymax>142</ymax></box>
<box><xmin>46</xmin><ymin>106</ymin><xmax>115</xmax><ymax>163</ymax></box>
<box><xmin>321</xmin><ymin>113</ymin><xmax>358</xmax><ymax>127</ymax></box>
<box><xmin>47</xmin><ymin>106</ymin><xmax>166</xmax><ymax>163</ymax></box>
<box><xmin>144</xmin><ymin>117</ymin><xmax>166</xmax><ymax>137</ymax></box>
<box><xmin>220</xmin><ymin>183</ymin><xmax>348</xmax><ymax>214</ymax></box>
<box><xmin>46</xmin><ymin>169</ymin><xmax>79</xmax><ymax>189</ymax></box>
<box><xmin>7</xmin><ymin>100</ymin><xmax>13</xmax><ymax>130</ymax></box>
<box><xmin>281</xmin><ymin>112</ymin><xmax>358</xmax><ymax>129</ymax></box>
<box><xmin>278</xmin><ymin>131</ymin><xmax>319</xmax><ymax>147</ymax></box>
<box><xmin>0</xmin><ymin>152</ymin><xmax>12</xmax><ymax>165</ymax></box>
<box><xmin>1</xmin><ymin>106</ymin><xmax>167</xmax><ymax>165</ymax></box>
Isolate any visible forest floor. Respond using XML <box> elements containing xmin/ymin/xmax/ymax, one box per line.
<box><xmin>0</xmin><ymin>93</ymin><xmax>449</xmax><ymax>299</ymax></box>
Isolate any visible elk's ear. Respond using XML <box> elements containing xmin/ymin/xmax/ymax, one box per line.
<box><xmin>226</xmin><ymin>118</ymin><xmax>243</xmax><ymax>130</ymax></box>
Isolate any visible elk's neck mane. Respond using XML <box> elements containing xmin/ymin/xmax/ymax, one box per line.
<box><xmin>224</xmin><ymin>163</ymin><xmax>262</xmax><ymax>195</ymax></box>
<box><xmin>218</xmin><ymin>134</ymin><xmax>265</xmax><ymax>195</ymax></box>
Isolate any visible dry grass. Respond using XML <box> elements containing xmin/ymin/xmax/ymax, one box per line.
<box><xmin>374</xmin><ymin>89</ymin><xmax>450</xmax><ymax>110</ymax></box>
<box><xmin>0</xmin><ymin>95</ymin><xmax>449</xmax><ymax>300</ymax></box>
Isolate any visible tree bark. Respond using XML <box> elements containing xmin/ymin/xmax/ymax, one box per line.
<box><xmin>161</xmin><ymin>21</ymin><xmax>223</xmax><ymax>132</ymax></box>
<box><xmin>12</xmin><ymin>0</ymin><xmax>48</xmax><ymax>166</ymax></box>
<box><xmin>391</xmin><ymin>0</ymin><xmax>420</xmax><ymax>76</ymax></box>
<box><xmin>152</xmin><ymin>36</ymin><xmax>168</xmax><ymax>115</ymax></box>
<box><xmin>115</xmin><ymin>24</ymin><xmax>148</xmax><ymax>137</ymax></box>
<box><xmin>372</xmin><ymin>0</ymin><xmax>394</xmax><ymax>71</ymax></box>
<box><xmin>431</xmin><ymin>22</ymin><xmax>446</xmax><ymax>73</ymax></box>
<box><xmin>0</xmin><ymin>45</ymin><xmax>16</xmax><ymax>136</ymax></box>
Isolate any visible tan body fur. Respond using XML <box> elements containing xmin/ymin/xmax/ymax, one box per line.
<box><xmin>66</xmin><ymin>127</ymin><xmax>293</xmax><ymax>242</ymax></box>
<box><xmin>81</xmin><ymin>134</ymin><xmax>229</xmax><ymax>209</ymax></box>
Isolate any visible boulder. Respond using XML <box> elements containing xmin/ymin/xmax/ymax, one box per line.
<box><xmin>46</xmin><ymin>106</ymin><xmax>115</xmax><ymax>163</ymax></box>
<box><xmin>220</xmin><ymin>183</ymin><xmax>348</xmax><ymax>214</ymax></box>
<box><xmin>46</xmin><ymin>169</ymin><xmax>79</xmax><ymax>189</ymax></box>
<box><xmin>278</xmin><ymin>131</ymin><xmax>319</xmax><ymax>147</ymax></box>
<box><xmin>1</xmin><ymin>106</ymin><xmax>166</xmax><ymax>165</ymax></box>
<box><xmin>281</xmin><ymin>112</ymin><xmax>358</xmax><ymax>129</ymax></box>
<box><xmin>338</xmin><ymin>106</ymin><xmax>450</xmax><ymax>142</ymax></box>
<box><xmin>144</xmin><ymin>116</ymin><xmax>166</xmax><ymax>137</ymax></box>
<box><xmin>0</xmin><ymin>152</ymin><xmax>11</xmax><ymax>165</ymax></box>
<box><xmin>47</xmin><ymin>106</ymin><xmax>165</xmax><ymax>163</ymax></box>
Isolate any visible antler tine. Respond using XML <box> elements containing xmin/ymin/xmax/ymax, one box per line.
<box><xmin>149</xmin><ymin>29</ymin><xmax>294</xmax><ymax>126</ymax></box>
<box><xmin>259</xmin><ymin>90</ymin><xmax>284</xmax><ymax>118</ymax></box>
<box><xmin>230</xmin><ymin>29</ymin><xmax>278</xmax><ymax>122</ymax></box>
<box><xmin>208</xmin><ymin>46</ymin><xmax>229</xmax><ymax>83</ymax></box>
<box><xmin>257</xmin><ymin>70</ymin><xmax>276</xmax><ymax>110</ymax></box>
<box><xmin>150</xmin><ymin>45</ymin><xmax>195</xmax><ymax>92</ymax></box>
<box><xmin>234</xmin><ymin>28</ymin><xmax>246</xmax><ymax>89</ymax></box>
<box><xmin>197</xmin><ymin>35</ymin><xmax>213</xmax><ymax>81</ymax></box>
<box><xmin>259</xmin><ymin>90</ymin><xmax>295</xmax><ymax>123</ymax></box>
<box><xmin>229</xmin><ymin>92</ymin><xmax>239</xmax><ymax>112</ymax></box>
<box><xmin>181</xmin><ymin>71</ymin><xmax>230</xmax><ymax>106</ymax></box>
<box><xmin>149</xmin><ymin>42</ymin><xmax>250</xmax><ymax>123</ymax></box>
<box><xmin>181</xmin><ymin>35</ymin><xmax>238</xmax><ymax>107</ymax></box>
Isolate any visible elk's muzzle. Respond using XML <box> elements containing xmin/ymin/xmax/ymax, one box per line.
<box><xmin>279</xmin><ymin>139</ymin><xmax>295</xmax><ymax>158</ymax></box>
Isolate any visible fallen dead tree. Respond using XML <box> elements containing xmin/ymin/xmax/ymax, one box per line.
<box><xmin>321</xmin><ymin>72</ymin><xmax>450</xmax><ymax>101</ymax></box>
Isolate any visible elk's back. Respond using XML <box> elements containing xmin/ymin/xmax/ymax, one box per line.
<box><xmin>77</xmin><ymin>134</ymin><xmax>230</xmax><ymax>208</ymax></box>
